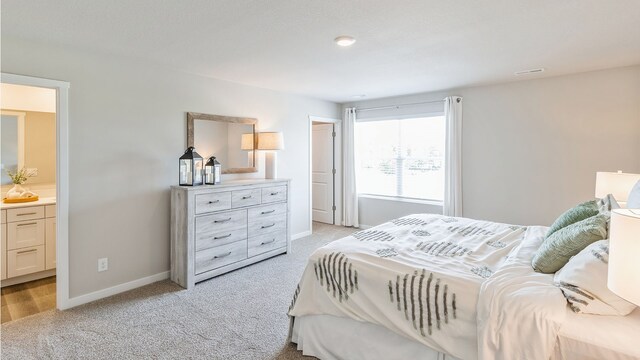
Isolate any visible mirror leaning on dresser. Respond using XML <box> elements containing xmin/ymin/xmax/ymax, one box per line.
<box><xmin>170</xmin><ymin>179</ymin><xmax>291</xmax><ymax>289</ymax></box>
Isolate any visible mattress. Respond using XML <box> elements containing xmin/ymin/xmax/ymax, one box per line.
<box><xmin>552</xmin><ymin>308</ymin><xmax>640</xmax><ymax>360</ymax></box>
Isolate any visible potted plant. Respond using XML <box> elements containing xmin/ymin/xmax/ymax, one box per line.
<box><xmin>5</xmin><ymin>167</ymin><xmax>36</xmax><ymax>200</ymax></box>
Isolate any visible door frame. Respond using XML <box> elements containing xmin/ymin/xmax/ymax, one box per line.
<box><xmin>1</xmin><ymin>73</ymin><xmax>71</xmax><ymax>310</ymax></box>
<box><xmin>308</xmin><ymin>115</ymin><xmax>342</xmax><ymax>231</ymax></box>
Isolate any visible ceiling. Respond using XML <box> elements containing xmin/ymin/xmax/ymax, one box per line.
<box><xmin>2</xmin><ymin>0</ymin><xmax>639</xmax><ymax>103</ymax></box>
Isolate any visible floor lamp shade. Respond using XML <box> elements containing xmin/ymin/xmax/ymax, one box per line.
<box><xmin>258</xmin><ymin>132</ymin><xmax>284</xmax><ymax>179</ymax></box>
<box><xmin>595</xmin><ymin>171</ymin><xmax>640</xmax><ymax>202</ymax></box>
<box><xmin>608</xmin><ymin>209</ymin><xmax>640</xmax><ymax>306</ymax></box>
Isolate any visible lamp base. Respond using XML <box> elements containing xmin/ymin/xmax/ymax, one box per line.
<box><xmin>265</xmin><ymin>152</ymin><xmax>277</xmax><ymax>179</ymax></box>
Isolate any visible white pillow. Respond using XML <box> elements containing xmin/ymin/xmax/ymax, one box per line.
<box><xmin>554</xmin><ymin>240</ymin><xmax>636</xmax><ymax>315</ymax></box>
<box><xmin>627</xmin><ymin>180</ymin><xmax>640</xmax><ymax>208</ymax></box>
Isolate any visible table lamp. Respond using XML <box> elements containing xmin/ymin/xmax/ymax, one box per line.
<box><xmin>258</xmin><ymin>132</ymin><xmax>284</xmax><ymax>179</ymax></box>
<box><xmin>595</xmin><ymin>171</ymin><xmax>640</xmax><ymax>204</ymax></box>
<box><xmin>608</xmin><ymin>209</ymin><xmax>640</xmax><ymax>306</ymax></box>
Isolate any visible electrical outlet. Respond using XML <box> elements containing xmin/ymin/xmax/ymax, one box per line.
<box><xmin>98</xmin><ymin>257</ymin><xmax>108</xmax><ymax>272</ymax></box>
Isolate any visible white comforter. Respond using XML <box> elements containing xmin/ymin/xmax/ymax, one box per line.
<box><xmin>288</xmin><ymin>214</ymin><xmax>567</xmax><ymax>360</ymax></box>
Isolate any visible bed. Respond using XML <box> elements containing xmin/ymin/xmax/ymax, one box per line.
<box><xmin>287</xmin><ymin>213</ymin><xmax>639</xmax><ymax>360</ymax></box>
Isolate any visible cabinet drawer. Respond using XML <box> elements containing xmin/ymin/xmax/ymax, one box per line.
<box><xmin>45</xmin><ymin>205</ymin><xmax>56</xmax><ymax>218</ymax></box>
<box><xmin>8</xmin><ymin>219</ymin><xmax>45</xmax><ymax>250</ymax></box>
<box><xmin>231</xmin><ymin>189</ymin><xmax>261</xmax><ymax>208</ymax></box>
<box><xmin>196</xmin><ymin>227</ymin><xmax>246</xmax><ymax>252</ymax></box>
<box><xmin>195</xmin><ymin>240</ymin><xmax>247</xmax><ymax>275</ymax></box>
<box><xmin>248</xmin><ymin>203</ymin><xmax>287</xmax><ymax>222</ymax></box>
<box><xmin>7</xmin><ymin>245</ymin><xmax>45</xmax><ymax>278</ymax></box>
<box><xmin>195</xmin><ymin>192</ymin><xmax>232</xmax><ymax>214</ymax></box>
<box><xmin>7</xmin><ymin>206</ymin><xmax>45</xmax><ymax>222</ymax></box>
<box><xmin>261</xmin><ymin>185</ymin><xmax>287</xmax><ymax>204</ymax></box>
<box><xmin>248</xmin><ymin>213</ymin><xmax>287</xmax><ymax>238</ymax></box>
<box><xmin>1</xmin><ymin>210</ymin><xmax>6</xmax><ymax>224</ymax></box>
<box><xmin>196</xmin><ymin>209</ymin><xmax>246</xmax><ymax>236</ymax></box>
<box><xmin>248</xmin><ymin>231</ymin><xmax>287</xmax><ymax>258</ymax></box>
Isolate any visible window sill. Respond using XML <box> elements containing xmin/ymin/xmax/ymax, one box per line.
<box><xmin>358</xmin><ymin>194</ymin><xmax>443</xmax><ymax>206</ymax></box>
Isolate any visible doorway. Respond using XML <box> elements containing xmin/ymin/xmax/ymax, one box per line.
<box><xmin>309</xmin><ymin>116</ymin><xmax>342</xmax><ymax>228</ymax></box>
<box><xmin>1</xmin><ymin>73</ymin><xmax>70</xmax><ymax>315</ymax></box>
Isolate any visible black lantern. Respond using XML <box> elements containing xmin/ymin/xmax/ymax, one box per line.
<box><xmin>179</xmin><ymin>147</ymin><xmax>203</xmax><ymax>186</ymax></box>
<box><xmin>204</xmin><ymin>156</ymin><xmax>221</xmax><ymax>185</ymax></box>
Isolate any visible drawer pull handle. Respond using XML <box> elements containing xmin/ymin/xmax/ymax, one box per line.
<box><xmin>270</xmin><ymin>192</ymin><xmax>279</xmax><ymax>196</ymax></box>
<box><xmin>242</xmin><ymin>195</ymin><xmax>253</xmax><ymax>200</ymax></box>
<box><xmin>261</xmin><ymin>223</ymin><xmax>276</xmax><ymax>229</ymax></box>
<box><xmin>17</xmin><ymin>222</ymin><xmax>38</xmax><ymax>227</ymax></box>
<box><xmin>214</xmin><ymin>252</ymin><xmax>232</xmax><ymax>259</ymax></box>
<box><xmin>208</xmin><ymin>200</ymin><xmax>220</xmax><ymax>204</ymax></box>
<box><xmin>261</xmin><ymin>238</ymin><xmax>276</xmax><ymax>245</ymax></box>
<box><xmin>17</xmin><ymin>249</ymin><xmax>38</xmax><ymax>255</ymax></box>
<box><xmin>261</xmin><ymin>210</ymin><xmax>276</xmax><ymax>215</ymax></box>
<box><xmin>214</xmin><ymin>218</ymin><xmax>232</xmax><ymax>223</ymax></box>
<box><xmin>17</xmin><ymin>212</ymin><xmax>38</xmax><ymax>216</ymax></box>
<box><xmin>214</xmin><ymin>234</ymin><xmax>232</xmax><ymax>240</ymax></box>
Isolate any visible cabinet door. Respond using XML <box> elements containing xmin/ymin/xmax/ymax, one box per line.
<box><xmin>1</xmin><ymin>223</ymin><xmax>6</xmax><ymax>280</ymax></box>
<box><xmin>7</xmin><ymin>219</ymin><xmax>45</xmax><ymax>250</ymax></box>
<box><xmin>46</xmin><ymin>217</ymin><xmax>56</xmax><ymax>270</ymax></box>
<box><xmin>7</xmin><ymin>245</ymin><xmax>45</xmax><ymax>278</ymax></box>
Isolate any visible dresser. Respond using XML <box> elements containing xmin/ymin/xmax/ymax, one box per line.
<box><xmin>171</xmin><ymin>179</ymin><xmax>291</xmax><ymax>289</ymax></box>
<box><xmin>1</xmin><ymin>199</ymin><xmax>57</xmax><ymax>286</ymax></box>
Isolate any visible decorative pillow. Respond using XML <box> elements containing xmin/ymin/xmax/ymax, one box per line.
<box><xmin>554</xmin><ymin>240</ymin><xmax>636</xmax><ymax>315</ymax></box>
<box><xmin>532</xmin><ymin>214</ymin><xmax>608</xmax><ymax>273</ymax></box>
<box><xmin>627</xmin><ymin>180</ymin><xmax>640</xmax><ymax>208</ymax></box>
<box><xmin>597</xmin><ymin>194</ymin><xmax>621</xmax><ymax>214</ymax></box>
<box><xmin>546</xmin><ymin>200</ymin><xmax>599</xmax><ymax>238</ymax></box>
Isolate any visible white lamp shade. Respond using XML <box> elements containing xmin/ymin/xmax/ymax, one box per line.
<box><xmin>240</xmin><ymin>133</ymin><xmax>254</xmax><ymax>150</ymax></box>
<box><xmin>608</xmin><ymin>209</ymin><xmax>640</xmax><ymax>306</ymax></box>
<box><xmin>257</xmin><ymin>132</ymin><xmax>284</xmax><ymax>150</ymax></box>
<box><xmin>595</xmin><ymin>171</ymin><xmax>640</xmax><ymax>202</ymax></box>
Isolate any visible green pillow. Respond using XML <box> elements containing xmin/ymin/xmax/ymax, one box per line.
<box><xmin>532</xmin><ymin>214</ymin><xmax>608</xmax><ymax>274</ymax></box>
<box><xmin>546</xmin><ymin>200</ymin><xmax>599</xmax><ymax>237</ymax></box>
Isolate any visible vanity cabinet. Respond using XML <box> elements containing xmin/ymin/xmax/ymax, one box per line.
<box><xmin>1</xmin><ymin>202</ymin><xmax>56</xmax><ymax>284</ymax></box>
<box><xmin>171</xmin><ymin>179</ymin><xmax>291</xmax><ymax>289</ymax></box>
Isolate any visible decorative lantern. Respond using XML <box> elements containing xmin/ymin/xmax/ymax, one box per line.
<box><xmin>179</xmin><ymin>147</ymin><xmax>203</xmax><ymax>186</ymax></box>
<box><xmin>204</xmin><ymin>156</ymin><xmax>221</xmax><ymax>185</ymax></box>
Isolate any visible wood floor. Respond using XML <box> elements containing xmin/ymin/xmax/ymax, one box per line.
<box><xmin>1</xmin><ymin>276</ymin><xmax>56</xmax><ymax>324</ymax></box>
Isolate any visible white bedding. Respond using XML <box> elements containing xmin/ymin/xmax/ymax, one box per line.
<box><xmin>288</xmin><ymin>214</ymin><xmax>563</xmax><ymax>360</ymax></box>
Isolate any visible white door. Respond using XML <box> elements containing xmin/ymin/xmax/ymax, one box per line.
<box><xmin>312</xmin><ymin>123</ymin><xmax>334</xmax><ymax>224</ymax></box>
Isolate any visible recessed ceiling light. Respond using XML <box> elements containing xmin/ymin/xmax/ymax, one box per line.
<box><xmin>352</xmin><ymin>94</ymin><xmax>366</xmax><ymax>99</ymax></box>
<box><xmin>335</xmin><ymin>36</ymin><xmax>356</xmax><ymax>47</ymax></box>
<box><xmin>514</xmin><ymin>68</ymin><xmax>545</xmax><ymax>76</ymax></box>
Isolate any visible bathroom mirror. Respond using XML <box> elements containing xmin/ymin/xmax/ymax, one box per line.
<box><xmin>1</xmin><ymin>111</ymin><xmax>25</xmax><ymax>185</ymax></box>
<box><xmin>186</xmin><ymin>112</ymin><xmax>258</xmax><ymax>174</ymax></box>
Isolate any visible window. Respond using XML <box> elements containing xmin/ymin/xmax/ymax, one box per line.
<box><xmin>355</xmin><ymin>115</ymin><xmax>445</xmax><ymax>202</ymax></box>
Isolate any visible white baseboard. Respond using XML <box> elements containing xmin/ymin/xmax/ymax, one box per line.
<box><xmin>358</xmin><ymin>224</ymin><xmax>372</xmax><ymax>229</ymax></box>
<box><xmin>292</xmin><ymin>230</ymin><xmax>312</xmax><ymax>240</ymax></box>
<box><xmin>64</xmin><ymin>271</ymin><xmax>169</xmax><ymax>309</ymax></box>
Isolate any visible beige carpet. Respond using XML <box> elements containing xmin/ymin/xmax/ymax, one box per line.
<box><xmin>0</xmin><ymin>222</ymin><xmax>356</xmax><ymax>360</ymax></box>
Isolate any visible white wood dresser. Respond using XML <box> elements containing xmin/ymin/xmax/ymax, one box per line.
<box><xmin>1</xmin><ymin>198</ymin><xmax>57</xmax><ymax>286</ymax></box>
<box><xmin>171</xmin><ymin>179</ymin><xmax>291</xmax><ymax>289</ymax></box>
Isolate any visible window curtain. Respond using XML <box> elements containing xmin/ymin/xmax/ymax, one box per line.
<box><xmin>342</xmin><ymin>107</ymin><xmax>359</xmax><ymax>227</ymax></box>
<box><xmin>444</xmin><ymin>96</ymin><xmax>463</xmax><ymax>217</ymax></box>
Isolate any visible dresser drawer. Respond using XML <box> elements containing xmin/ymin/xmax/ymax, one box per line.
<box><xmin>248</xmin><ymin>231</ymin><xmax>287</xmax><ymax>258</ymax></box>
<box><xmin>196</xmin><ymin>227</ymin><xmax>247</xmax><ymax>252</ymax></box>
<box><xmin>7</xmin><ymin>206</ymin><xmax>45</xmax><ymax>222</ymax></box>
<box><xmin>261</xmin><ymin>185</ymin><xmax>287</xmax><ymax>204</ymax></box>
<box><xmin>248</xmin><ymin>213</ymin><xmax>287</xmax><ymax>237</ymax></box>
<box><xmin>196</xmin><ymin>210</ymin><xmax>246</xmax><ymax>235</ymax></box>
<box><xmin>7</xmin><ymin>245</ymin><xmax>45</xmax><ymax>278</ymax></box>
<box><xmin>248</xmin><ymin>203</ymin><xmax>287</xmax><ymax>221</ymax></box>
<box><xmin>195</xmin><ymin>192</ymin><xmax>232</xmax><ymax>214</ymax></box>
<box><xmin>195</xmin><ymin>240</ymin><xmax>247</xmax><ymax>275</ymax></box>
<box><xmin>231</xmin><ymin>188</ymin><xmax>261</xmax><ymax>208</ymax></box>
<box><xmin>7</xmin><ymin>219</ymin><xmax>45</xmax><ymax>250</ymax></box>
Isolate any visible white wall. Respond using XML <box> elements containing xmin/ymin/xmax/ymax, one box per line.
<box><xmin>1</xmin><ymin>37</ymin><xmax>340</xmax><ymax>298</ymax></box>
<box><xmin>347</xmin><ymin>65</ymin><xmax>640</xmax><ymax>227</ymax></box>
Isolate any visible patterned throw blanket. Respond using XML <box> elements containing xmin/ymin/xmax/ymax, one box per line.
<box><xmin>288</xmin><ymin>214</ymin><xmax>563</xmax><ymax>360</ymax></box>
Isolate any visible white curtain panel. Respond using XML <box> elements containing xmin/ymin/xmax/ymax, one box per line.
<box><xmin>342</xmin><ymin>107</ymin><xmax>359</xmax><ymax>227</ymax></box>
<box><xmin>444</xmin><ymin>96</ymin><xmax>463</xmax><ymax>217</ymax></box>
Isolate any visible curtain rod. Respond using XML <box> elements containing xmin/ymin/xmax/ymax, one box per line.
<box><xmin>355</xmin><ymin>98</ymin><xmax>459</xmax><ymax>112</ymax></box>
